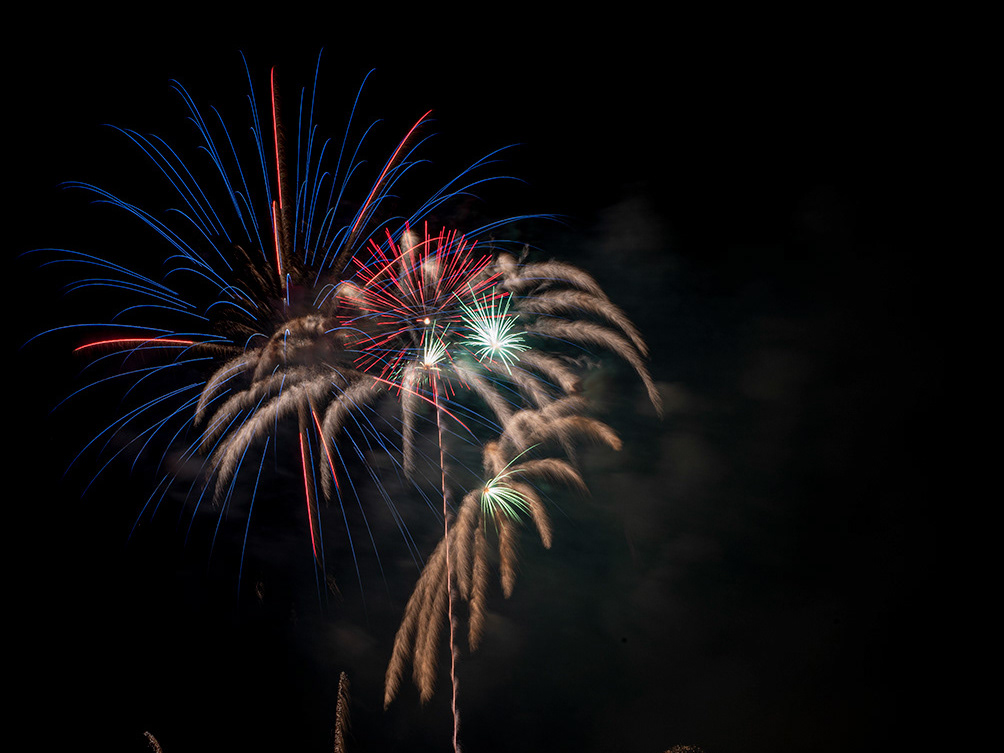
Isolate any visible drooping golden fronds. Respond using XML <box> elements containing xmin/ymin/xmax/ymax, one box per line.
<box><xmin>199</xmin><ymin>366</ymin><xmax>313</xmax><ymax>450</ymax></box>
<box><xmin>194</xmin><ymin>351</ymin><xmax>256</xmax><ymax>424</ymax></box>
<box><xmin>209</xmin><ymin>375</ymin><xmax>336</xmax><ymax>498</ymax></box>
<box><xmin>496</xmin><ymin>255</ymin><xmax>611</xmax><ymax>302</ymax></box>
<box><xmin>384</xmin><ymin>399</ymin><xmax>630</xmax><ymax>706</ymax></box>
<box><xmin>493</xmin><ymin>251</ymin><xmax>661</xmax><ymax>426</ymax></box>
<box><xmin>320</xmin><ymin>377</ymin><xmax>381</xmax><ymax>439</ymax></box>
<box><xmin>383</xmin><ymin>497</ymin><xmax>486</xmax><ymax>707</ymax></box>
<box><xmin>468</xmin><ymin>524</ymin><xmax>490</xmax><ymax>650</ymax></box>
<box><xmin>518</xmin><ymin>288</ymin><xmax>649</xmax><ymax>357</ymax></box>
<box><xmin>53</xmin><ymin>61</ymin><xmax>664</xmax><ymax>746</ymax></box>
<box><xmin>451</xmin><ymin>360</ymin><xmax>520</xmax><ymax>445</ymax></box>
<box><xmin>502</xmin><ymin>396</ymin><xmax>588</xmax><ymax>449</ymax></box>
<box><xmin>507</xmin><ymin>481</ymin><xmax>552</xmax><ymax>549</ymax></box>
<box><xmin>250</xmin><ymin>316</ymin><xmax>334</xmax><ymax>381</ymax></box>
<box><xmin>384</xmin><ymin>567</ymin><xmax>431</xmax><ymax>706</ymax></box>
<box><xmin>383</xmin><ymin>510</ymin><xmax>476</xmax><ymax>705</ymax></box>
<box><xmin>481</xmin><ymin>441</ymin><xmax>508</xmax><ymax>478</ymax></box>
<box><xmin>496</xmin><ymin>358</ymin><xmax>555</xmax><ymax>408</ymax></box>
<box><xmin>497</xmin><ymin>514</ymin><xmax>519</xmax><ymax>598</ymax></box>
<box><xmin>504</xmin><ymin>412</ymin><xmax>622</xmax><ymax>456</ymax></box>
<box><xmin>319</xmin><ymin>378</ymin><xmax>384</xmax><ymax>497</ymax></box>
<box><xmin>508</xmin><ymin>457</ymin><xmax>588</xmax><ymax>494</ymax></box>
<box><xmin>453</xmin><ymin>493</ymin><xmax>479</xmax><ymax>599</ymax></box>
<box><xmin>528</xmin><ymin>318</ymin><xmax>662</xmax><ymax>415</ymax></box>
<box><xmin>414</xmin><ymin>557</ymin><xmax>450</xmax><ymax>702</ymax></box>
<box><xmin>515</xmin><ymin>351</ymin><xmax>583</xmax><ymax>398</ymax></box>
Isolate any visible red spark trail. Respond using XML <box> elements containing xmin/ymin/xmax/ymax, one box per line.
<box><xmin>299</xmin><ymin>431</ymin><xmax>319</xmax><ymax>560</ymax></box>
<box><xmin>311</xmin><ymin>407</ymin><xmax>340</xmax><ymax>494</ymax></box>
<box><xmin>272</xmin><ymin>200</ymin><xmax>284</xmax><ymax>291</ymax></box>
<box><xmin>270</xmin><ymin>68</ymin><xmax>287</xmax><ymax>296</ymax></box>
<box><xmin>349</xmin><ymin>111</ymin><xmax>433</xmax><ymax>239</ymax></box>
<box><xmin>74</xmin><ymin>338</ymin><xmax>197</xmax><ymax>351</ymax></box>
<box><xmin>270</xmin><ymin>67</ymin><xmax>283</xmax><ymax>211</ymax></box>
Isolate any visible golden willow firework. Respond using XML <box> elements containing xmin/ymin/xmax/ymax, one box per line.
<box><xmin>31</xmin><ymin>52</ymin><xmax>660</xmax><ymax>749</ymax></box>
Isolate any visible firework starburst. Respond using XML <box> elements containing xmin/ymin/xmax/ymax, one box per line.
<box><xmin>458</xmin><ymin>285</ymin><xmax>528</xmax><ymax>372</ymax></box>
<box><xmin>32</xmin><ymin>52</ymin><xmax>660</xmax><ymax>751</ymax></box>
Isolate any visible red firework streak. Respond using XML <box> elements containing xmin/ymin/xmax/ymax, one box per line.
<box><xmin>347</xmin><ymin>223</ymin><xmax>498</xmax><ymax>380</ymax></box>
<box><xmin>267</xmin><ymin>69</ymin><xmax>440</xmax><ymax>575</ymax></box>
<box><xmin>74</xmin><ymin>337</ymin><xmax>198</xmax><ymax>352</ymax></box>
<box><xmin>269</xmin><ymin>67</ymin><xmax>331</xmax><ymax>571</ymax></box>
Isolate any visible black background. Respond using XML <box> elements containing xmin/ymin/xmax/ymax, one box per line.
<box><xmin>12</xmin><ymin>11</ymin><xmax>949</xmax><ymax>753</ymax></box>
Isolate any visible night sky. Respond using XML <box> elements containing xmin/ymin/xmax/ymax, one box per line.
<box><xmin>13</xmin><ymin>14</ymin><xmax>946</xmax><ymax>753</ymax></box>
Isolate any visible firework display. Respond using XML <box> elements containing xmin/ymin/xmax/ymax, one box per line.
<box><xmin>33</xmin><ymin>53</ymin><xmax>658</xmax><ymax>748</ymax></box>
